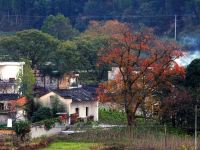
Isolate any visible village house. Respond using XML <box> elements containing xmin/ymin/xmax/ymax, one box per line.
<box><xmin>35</xmin><ymin>70</ymin><xmax>82</xmax><ymax>90</ymax></box>
<box><xmin>108</xmin><ymin>67</ymin><xmax>120</xmax><ymax>80</ymax></box>
<box><xmin>34</xmin><ymin>68</ymin><xmax>99</xmax><ymax>124</ymax></box>
<box><xmin>35</xmin><ymin>86</ymin><xmax>99</xmax><ymax>124</ymax></box>
<box><xmin>0</xmin><ymin>62</ymin><xmax>26</xmax><ymax>124</ymax></box>
<box><xmin>0</xmin><ymin>61</ymin><xmax>99</xmax><ymax>125</ymax></box>
<box><xmin>0</xmin><ymin>96</ymin><xmax>27</xmax><ymax>124</ymax></box>
<box><xmin>0</xmin><ymin>62</ymin><xmax>24</xmax><ymax>93</ymax></box>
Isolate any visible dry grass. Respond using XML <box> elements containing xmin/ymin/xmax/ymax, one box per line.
<box><xmin>56</xmin><ymin>127</ymin><xmax>199</xmax><ymax>150</ymax></box>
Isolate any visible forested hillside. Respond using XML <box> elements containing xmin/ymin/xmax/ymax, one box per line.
<box><xmin>0</xmin><ymin>0</ymin><xmax>200</xmax><ymax>36</ymax></box>
<box><xmin>0</xmin><ymin>0</ymin><xmax>199</xmax><ymax>82</ymax></box>
<box><xmin>0</xmin><ymin>0</ymin><xmax>200</xmax><ymax>79</ymax></box>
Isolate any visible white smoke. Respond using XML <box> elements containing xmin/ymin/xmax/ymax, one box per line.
<box><xmin>176</xmin><ymin>50</ymin><xmax>200</xmax><ymax>66</ymax></box>
<box><xmin>176</xmin><ymin>35</ymin><xmax>200</xmax><ymax>66</ymax></box>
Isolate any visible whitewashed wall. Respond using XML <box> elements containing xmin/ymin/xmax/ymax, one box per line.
<box><xmin>108</xmin><ymin>67</ymin><xmax>120</xmax><ymax>80</ymax></box>
<box><xmin>37</xmin><ymin>92</ymin><xmax>72</xmax><ymax>112</ymax></box>
<box><xmin>30</xmin><ymin>123</ymin><xmax>65</xmax><ymax>139</ymax></box>
<box><xmin>0</xmin><ymin>62</ymin><xmax>24</xmax><ymax>80</ymax></box>
<box><xmin>70</xmin><ymin>101</ymin><xmax>99</xmax><ymax>121</ymax></box>
<box><xmin>0</xmin><ymin>62</ymin><xmax>24</xmax><ymax>93</ymax></box>
<box><xmin>38</xmin><ymin>92</ymin><xmax>99</xmax><ymax>122</ymax></box>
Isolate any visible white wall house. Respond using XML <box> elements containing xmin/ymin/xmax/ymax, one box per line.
<box><xmin>0</xmin><ymin>62</ymin><xmax>25</xmax><ymax>124</ymax></box>
<box><xmin>0</xmin><ymin>62</ymin><xmax>25</xmax><ymax>93</ymax></box>
<box><xmin>0</xmin><ymin>96</ymin><xmax>27</xmax><ymax>124</ymax></box>
<box><xmin>108</xmin><ymin>67</ymin><xmax>120</xmax><ymax>80</ymax></box>
<box><xmin>70</xmin><ymin>101</ymin><xmax>98</xmax><ymax>121</ymax></box>
<box><xmin>36</xmin><ymin>86</ymin><xmax>99</xmax><ymax>124</ymax></box>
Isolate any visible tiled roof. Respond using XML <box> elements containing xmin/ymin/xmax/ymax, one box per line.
<box><xmin>34</xmin><ymin>87</ymin><xmax>50</xmax><ymax>97</ymax></box>
<box><xmin>0</xmin><ymin>94</ymin><xmax>19</xmax><ymax>101</ymax></box>
<box><xmin>9</xmin><ymin>97</ymin><xmax>27</xmax><ymax>109</ymax></box>
<box><xmin>16</xmin><ymin>97</ymin><xmax>27</xmax><ymax>106</ymax></box>
<box><xmin>55</xmin><ymin>86</ymin><xmax>97</xmax><ymax>102</ymax></box>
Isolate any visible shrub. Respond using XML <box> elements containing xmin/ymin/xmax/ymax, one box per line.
<box><xmin>31</xmin><ymin>107</ymin><xmax>52</xmax><ymax>122</ymax></box>
<box><xmin>43</xmin><ymin>118</ymin><xmax>57</xmax><ymax>130</ymax></box>
<box><xmin>50</xmin><ymin>96</ymin><xmax>66</xmax><ymax>117</ymax></box>
<box><xmin>33</xmin><ymin>118</ymin><xmax>61</xmax><ymax>131</ymax></box>
<box><xmin>99</xmin><ymin>109</ymin><xmax>127</xmax><ymax>124</ymax></box>
<box><xmin>88</xmin><ymin>115</ymin><xmax>94</xmax><ymax>121</ymax></box>
<box><xmin>13</xmin><ymin>120</ymin><xmax>31</xmax><ymax>142</ymax></box>
<box><xmin>0</xmin><ymin>124</ymin><xmax>10</xmax><ymax>129</ymax></box>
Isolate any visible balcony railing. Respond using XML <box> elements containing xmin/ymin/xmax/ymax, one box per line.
<box><xmin>0</xmin><ymin>79</ymin><xmax>17</xmax><ymax>86</ymax></box>
<box><xmin>0</xmin><ymin>79</ymin><xmax>18</xmax><ymax>93</ymax></box>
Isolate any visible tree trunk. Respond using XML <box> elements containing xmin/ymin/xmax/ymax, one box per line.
<box><xmin>126</xmin><ymin>108</ymin><xmax>136</xmax><ymax>126</ymax></box>
<box><xmin>125</xmin><ymin>108</ymin><xmax>134</xmax><ymax>139</ymax></box>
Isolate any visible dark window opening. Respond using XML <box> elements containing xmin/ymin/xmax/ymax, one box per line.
<box><xmin>9</xmin><ymin>78</ymin><xmax>15</xmax><ymax>82</ymax></box>
<box><xmin>0</xmin><ymin>103</ymin><xmax>4</xmax><ymax>110</ymax></box>
<box><xmin>86</xmin><ymin>107</ymin><xmax>88</xmax><ymax>117</ymax></box>
<box><xmin>50</xmin><ymin>96</ymin><xmax>54</xmax><ymax>100</ymax></box>
<box><xmin>75</xmin><ymin>108</ymin><xmax>79</xmax><ymax>117</ymax></box>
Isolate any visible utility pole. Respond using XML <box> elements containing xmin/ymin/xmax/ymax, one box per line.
<box><xmin>164</xmin><ymin>124</ymin><xmax>167</xmax><ymax>150</ymax></box>
<box><xmin>174</xmin><ymin>15</ymin><xmax>177</xmax><ymax>41</ymax></box>
<box><xmin>195</xmin><ymin>104</ymin><xmax>198</xmax><ymax>150</ymax></box>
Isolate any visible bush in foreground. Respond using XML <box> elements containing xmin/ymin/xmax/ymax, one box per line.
<box><xmin>13</xmin><ymin>120</ymin><xmax>31</xmax><ymax>142</ymax></box>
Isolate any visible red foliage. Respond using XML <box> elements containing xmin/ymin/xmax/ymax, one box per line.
<box><xmin>96</xmin><ymin>20</ymin><xmax>185</xmax><ymax>125</ymax></box>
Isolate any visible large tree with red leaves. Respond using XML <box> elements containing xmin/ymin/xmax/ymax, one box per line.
<box><xmin>96</xmin><ymin>20</ymin><xmax>185</xmax><ymax>126</ymax></box>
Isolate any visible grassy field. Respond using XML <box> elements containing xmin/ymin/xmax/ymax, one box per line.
<box><xmin>36</xmin><ymin>109</ymin><xmax>199</xmax><ymax>150</ymax></box>
<box><xmin>37</xmin><ymin>126</ymin><xmax>198</xmax><ymax>150</ymax></box>
<box><xmin>40</xmin><ymin>141</ymin><xmax>100</xmax><ymax>150</ymax></box>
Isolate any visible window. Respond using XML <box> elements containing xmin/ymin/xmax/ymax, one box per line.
<box><xmin>75</xmin><ymin>108</ymin><xmax>79</xmax><ymax>117</ymax></box>
<box><xmin>86</xmin><ymin>107</ymin><xmax>89</xmax><ymax>117</ymax></box>
<box><xmin>0</xmin><ymin>103</ymin><xmax>4</xmax><ymax>110</ymax></box>
<box><xmin>50</xmin><ymin>96</ymin><xmax>54</xmax><ymax>100</ymax></box>
<box><xmin>9</xmin><ymin>78</ymin><xmax>15</xmax><ymax>82</ymax></box>
<box><xmin>49</xmin><ymin>96</ymin><xmax>55</xmax><ymax>107</ymax></box>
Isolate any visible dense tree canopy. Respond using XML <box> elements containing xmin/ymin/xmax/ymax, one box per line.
<box><xmin>185</xmin><ymin>58</ymin><xmax>200</xmax><ymax>109</ymax></box>
<box><xmin>52</xmin><ymin>40</ymin><xmax>79</xmax><ymax>74</ymax></box>
<box><xmin>185</xmin><ymin>59</ymin><xmax>200</xmax><ymax>88</ymax></box>
<box><xmin>0</xmin><ymin>0</ymin><xmax>200</xmax><ymax>34</ymax></box>
<box><xmin>41</xmin><ymin>14</ymin><xmax>79</xmax><ymax>40</ymax></box>
<box><xmin>160</xmin><ymin>59</ymin><xmax>200</xmax><ymax>131</ymax></box>
<box><xmin>0</xmin><ymin>27</ymin><xmax>108</xmax><ymax>81</ymax></box>
<box><xmin>0</xmin><ymin>29</ymin><xmax>59</xmax><ymax>68</ymax></box>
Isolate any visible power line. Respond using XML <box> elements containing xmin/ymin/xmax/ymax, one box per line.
<box><xmin>0</xmin><ymin>14</ymin><xmax>197</xmax><ymax>19</ymax></box>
